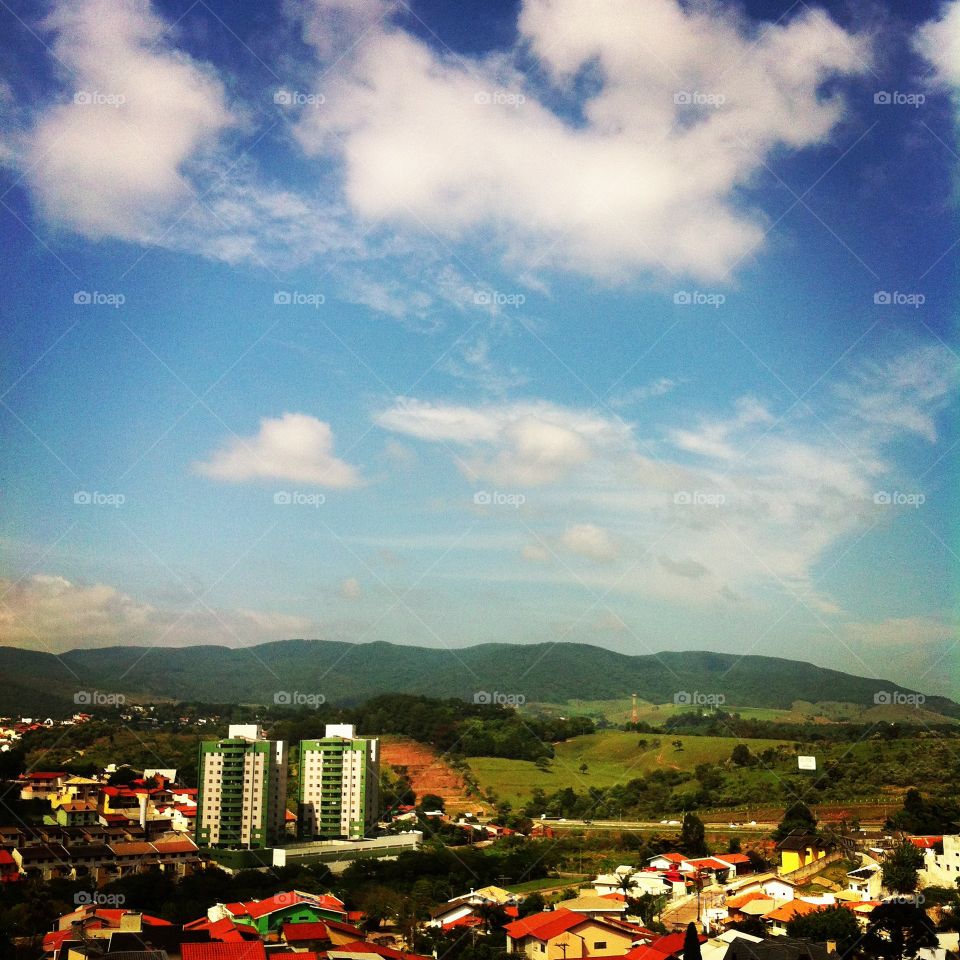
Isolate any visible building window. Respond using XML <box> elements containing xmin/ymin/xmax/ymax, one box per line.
<box><xmin>594</xmin><ymin>943</ymin><xmax>607</xmax><ymax>950</ymax></box>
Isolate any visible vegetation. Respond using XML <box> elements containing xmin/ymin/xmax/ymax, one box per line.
<box><xmin>3</xmin><ymin>641</ymin><xmax>956</xmax><ymax>717</ymax></box>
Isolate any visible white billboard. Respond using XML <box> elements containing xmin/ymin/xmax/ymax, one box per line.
<box><xmin>797</xmin><ymin>755</ymin><xmax>817</xmax><ymax>771</ymax></box>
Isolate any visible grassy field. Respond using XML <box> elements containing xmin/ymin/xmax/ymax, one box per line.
<box><xmin>468</xmin><ymin>730</ymin><xmax>793</xmax><ymax>806</ymax></box>
<box><xmin>530</xmin><ymin>697</ymin><xmax>955</xmax><ymax>726</ymax></box>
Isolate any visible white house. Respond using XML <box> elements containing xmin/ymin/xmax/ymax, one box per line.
<box><xmin>918</xmin><ymin>835</ymin><xmax>960</xmax><ymax>887</ymax></box>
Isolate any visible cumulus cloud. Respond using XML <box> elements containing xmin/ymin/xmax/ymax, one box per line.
<box><xmin>376</xmin><ymin>344</ymin><xmax>957</xmax><ymax>613</ymax></box>
<box><xmin>294</xmin><ymin>0</ymin><xmax>869</xmax><ymax>281</ymax></box>
<box><xmin>376</xmin><ymin>398</ymin><xmax>630</xmax><ymax>486</ymax></box>
<box><xmin>915</xmin><ymin>0</ymin><xmax>960</xmax><ymax>90</ymax></box>
<box><xmin>24</xmin><ymin>0</ymin><xmax>234</xmax><ymax>239</ymax></box>
<box><xmin>560</xmin><ymin>524</ymin><xmax>618</xmax><ymax>562</ymax></box>
<box><xmin>195</xmin><ymin>413</ymin><xmax>362</xmax><ymax>487</ymax></box>
<box><xmin>339</xmin><ymin>577</ymin><xmax>363</xmax><ymax>600</ymax></box>
<box><xmin>0</xmin><ymin>574</ymin><xmax>312</xmax><ymax>651</ymax></box>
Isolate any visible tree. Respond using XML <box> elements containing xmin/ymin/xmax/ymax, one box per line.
<box><xmin>863</xmin><ymin>901</ymin><xmax>937</xmax><ymax>959</ymax></box>
<box><xmin>418</xmin><ymin>793</ymin><xmax>445</xmax><ymax>813</ymax></box>
<box><xmin>883</xmin><ymin>839</ymin><xmax>925</xmax><ymax>895</ymax></box>
<box><xmin>682</xmin><ymin>922</ymin><xmax>702</xmax><ymax>960</ymax></box>
<box><xmin>773</xmin><ymin>800</ymin><xmax>817</xmax><ymax>841</ymax></box>
<box><xmin>787</xmin><ymin>905</ymin><xmax>861</xmax><ymax>956</ymax></box>
<box><xmin>679</xmin><ymin>813</ymin><xmax>708</xmax><ymax>857</ymax></box>
<box><xmin>727</xmin><ymin>837</ymin><xmax>742</xmax><ymax>854</ymax></box>
<box><xmin>730</xmin><ymin>744</ymin><xmax>753</xmax><ymax>767</ymax></box>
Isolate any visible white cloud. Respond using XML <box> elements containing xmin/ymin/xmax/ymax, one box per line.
<box><xmin>561</xmin><ymin>524</ymin><xmax>618</xmax><ymax>562</ymax></box>
<box><xmin>25</xmin><ymin>0</ymin><xmax>234</xmax><ymax>240</ymax></box>
<box><xmin>521</xmin><ymin>544</ymin><xmax>550</xmax><ymax>563</ymax></box>
<box><xmin>195</xmin><ymin>412</ymin><xmax>362</xmax><ymax>487</ymax></box>
<box><xmin>294</xmin><ymin>0</ymin><xmax>869</xmax><ymax>281</ymax></box>
<box><xmin>339</xmin><ymin>577</ymin><xmax>363</xmax><ymax>600</ymax></box>
<box><xmin>610</xmin><ymin>377</ymin><xmax>681</xmax><ymax>408</ymax></box>
<box><xmin>915</xmin><ymin>0</ymin><xmax>960</xmax><ymax>91</ymax></box>
<box><xmin>0</xmin><ymin>574</ymin><xmax>312</xmax><ymax>651</ymax></box>
<box><xmin>377</xmin><ymin>344</ymin><xmax>957</xmax><ymax>614</ymax></box>
<box><xmin>376</xmin><ymin>398</ymin><xmax>631</xmax><ymax>486</ymax></box>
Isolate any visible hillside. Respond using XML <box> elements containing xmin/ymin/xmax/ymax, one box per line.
<box><xmin>1</xmin><ymin>639</ymin><xmax>957</xmax><ymax>719</ymax></box>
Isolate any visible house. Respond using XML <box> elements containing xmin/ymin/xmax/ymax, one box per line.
<box><xmin>216</xmin><ymin>892</ymin><xmax>349</xmax><ymax>937</ymax></box>
<box><xmin>20</xmin><ymin>772</ymin><xmax>68</xmax><ymax>801</ymax></box>
<box><xmin>552</xmin><ymin>894</ymin><xmax>627</xmax><ymax>919</ymax></box>
<box><xmin>845</xmin><ymin>863</ymin><xmax>881</xmax><ymax>901</ymax></box>
<box><xmin>763</xmin><ymin>900</ymin><xmax>824</xmax><ymax>937</ymax></box>
<box><xmin>917</xmin><ymin>835</ymin><xmax>960</xmax><ymax>887</ymax></box>
<box><xmin>0</xmin><ymin>850</ymin><xmax>20</xmax><ymax>883</ymax></box>
<box><xmin>714</xmin><ymin>853</ymin><xmax>752</xmax><ymax>876</ymax></box>
<box><xmin>505</xmin><ymin>909</ymin><xmax>639</xmax><ymax>960</ymax></box>
<box><xmin>775</xmin><ymin>834</ymin><xmax>827</xmax><ymax>875</ymax></box>
<box><xmin>724</xmin><ymin>893</ymin><xmax>777</xmax><ymax>926</ymax></box>
<box><xmin>182</xmin><ymin>942</ymin><xmax>268</xmax><ymax>960</ymax></box>
<box><xmin>716</xmin><ymin>935</ymin><xmax>832</xmax><ymax>959</ymax></box>
<box><xmin>760</xmin><ymin>878</ymin><xmax>797</xmax><ymax>902</ymax></box>
<box><xmin>626</xmin><ymin>930</ymin><xmax>707</xmax><ymax>959</ymax></box>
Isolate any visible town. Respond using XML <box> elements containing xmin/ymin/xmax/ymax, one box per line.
<box><xmin>1</xmin><ymin>710</ymin><xmax>958</xmax><ymax>960</ymax></box>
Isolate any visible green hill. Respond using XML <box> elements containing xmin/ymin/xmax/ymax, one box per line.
<box><xmin>0</xmin><ymin>639</ymin><xmax>956</xmax><ymax>719</ymax></box>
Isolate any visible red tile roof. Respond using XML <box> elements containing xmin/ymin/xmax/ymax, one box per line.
<box><xmin>333</xmin><ymin>941</ymin><xmax>430</xmax><ymax>960</ymax></box>
<box><xmin>283</xmin><ymin>922</ymin><xmax>329</xmax><ymax>942</ymax></box>
<box><xmin>909</xmin><ymin>836</ymin><xmax>942</xmax><ymax>849</ymax></box>
<box><xmin>181</xmin><ymin>942</ymin><xmax>267</xmax><ymax>960</ymax></box>
<box><xmin>716</xmin><ymin>853</ymin><xmax>751</xmax><ymax>864</ymax></box>
<box><xmin>505</xmin><ymin>908</ymin><xmax>585</xmax><ymax>941</ymax></box>
<box><xmin>240</xmin><ymin>892</ymin><xmax>343</xmax><ymax>920</ymax></box>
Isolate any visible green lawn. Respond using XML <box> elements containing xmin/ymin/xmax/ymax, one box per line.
<box><xmin>468</xmin><ymin>731</ymin><xmax>793</xmax><ymax>806</ymax></box>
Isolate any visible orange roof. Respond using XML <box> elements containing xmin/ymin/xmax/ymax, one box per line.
<box><xmin>765</xmin><ymin>900</ymin><xmax>824</xmax><ymax>923</ymax></box>
<box><xmin>108</xmin><ymin>842</ymin><xmax>156</xmax><ymax>855</ymax></box>
<box><xmin>505</xmin><ymin>908</ymin><xmax>591</xmax><ymax>942</ymax></box>
<box><xmin>726</xmin><ymin>892</ymin><xmax>773</xmax><ymax>910</ymax></box>
<box><xmin>181</xmin><ymin>943</ymin><xmax>267</xmax><ymax>960</ymax></box>
<box><xmin>716</xmin><ymin>853</ymin><xmax>751</xmax><ymax>864</ymax></box>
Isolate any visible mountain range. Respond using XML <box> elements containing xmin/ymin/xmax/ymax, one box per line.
<box><xmin>1</xmin><ymin>639</ymin><xmax>957</xmax><ymax>720</ymax></box>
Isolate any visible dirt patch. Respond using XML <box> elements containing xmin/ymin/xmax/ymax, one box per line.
<box><xmin>381</xmin><ymin>736</ymin><xmax>488</xmax><ymax>815</ymax></box>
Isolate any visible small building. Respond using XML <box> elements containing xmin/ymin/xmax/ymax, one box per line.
<box><xmin>775</xmin><ymin>834</ymin><xmax>827</xmax><ymax>874</ymax></box>
<box><xmin>504</xmin><ymin>909</ymin><xmax>637</xmax><ymax>960</ymax></box>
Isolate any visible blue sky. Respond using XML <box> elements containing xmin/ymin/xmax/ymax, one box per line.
<box><xmin>0</xmin><ymin>0</ymin><xmax>957</xmax><ymax>698</ymax></box>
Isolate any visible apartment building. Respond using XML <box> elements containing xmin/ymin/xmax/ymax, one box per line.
<box><xmin>298</xmin><ymin>725</ymin><xmax>379</xmax><ymax>840</ymax></box>
<box><xmin>196</xmin><ymin>725</ymin><xmax>288</xmax><ymax>849</ymax></box>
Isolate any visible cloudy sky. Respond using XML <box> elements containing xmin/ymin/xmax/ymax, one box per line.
<box><xmin>0</xmin><ymin>0</ymin><xmax>957</xmax><ymax>697</ymax></box>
